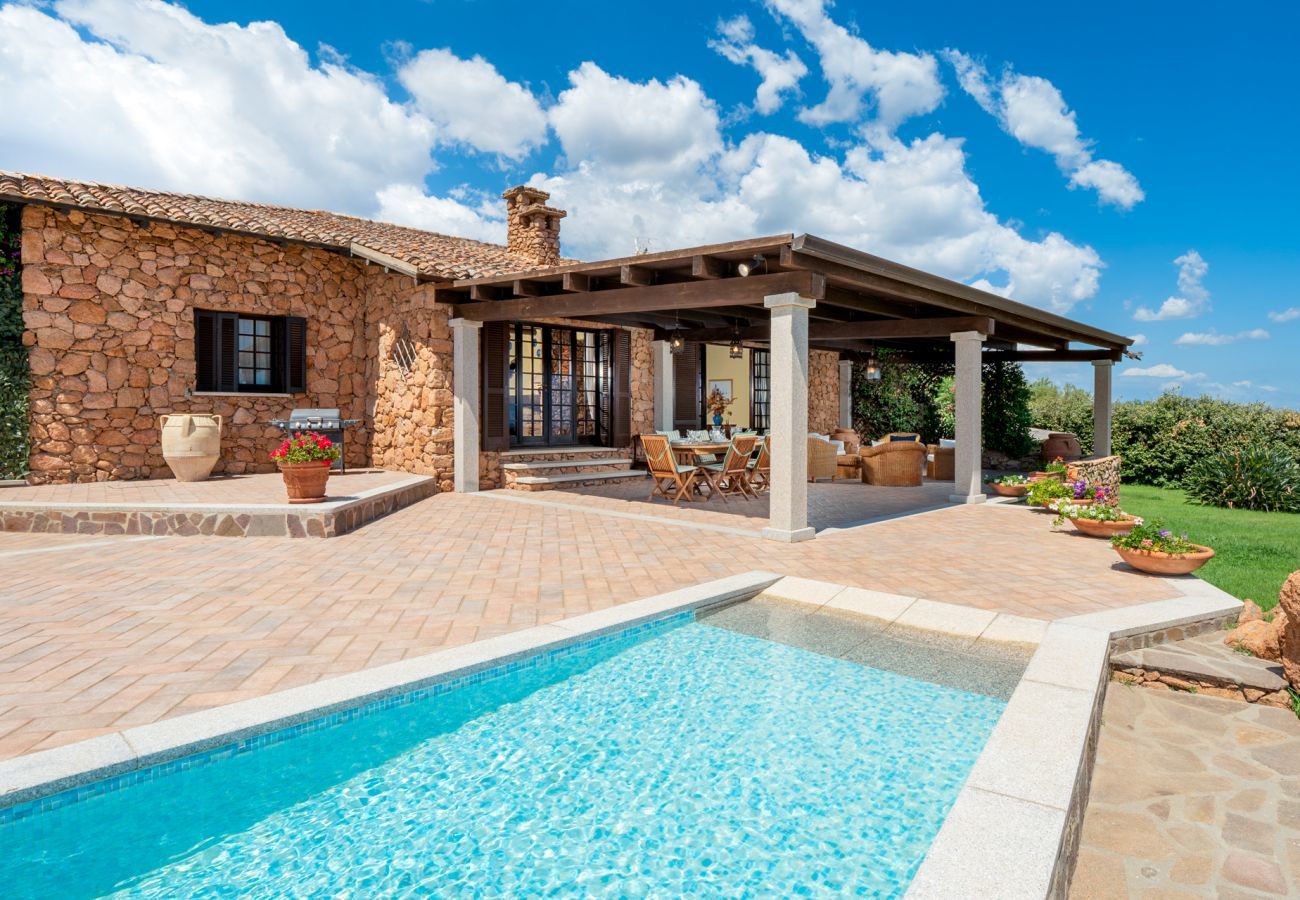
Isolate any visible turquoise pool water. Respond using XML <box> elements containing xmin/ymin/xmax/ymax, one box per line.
<box><xmin>1</xmin><ymin>614</ymin><xmax>1005</xmax><ymax>898</ymax></box>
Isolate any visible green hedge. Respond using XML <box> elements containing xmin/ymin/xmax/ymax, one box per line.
<box><xmin>850</xmin><ymin>351</ymin><xmax>1035</xmax><ymax>455</ymax></box>
<box><xmin>1029</xmin><ymin>380</ymin><xmax>1300</xmax><ymax>488</ymax></box>
<box><xmin>0</xmin><ymin>202</ymin><xmax>27</xmax><ymax>479</ymax></box>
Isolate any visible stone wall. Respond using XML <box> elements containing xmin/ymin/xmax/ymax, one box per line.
<box><xmin>808</xmin><ymin>349</ymin><xmax>840</xmax><ymax>434</ymax></box>
<box><xmin>629</xmin><ymin>327</ymin><xmax>655</xmax><ymax>440</ymax></box>
<box><xmin>21</xmin><ymin>207</ymin><xmax>373</xmax><ymax>482</ymax></box>
<box><xmin>365</xmin><ymin>277</ymin><xmax>455</xmax><ymax>489</ymax></box>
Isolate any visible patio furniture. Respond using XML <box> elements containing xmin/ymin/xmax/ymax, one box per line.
<box><xmin>670</xmin><ymin>440</ymin><xmax>730</xmax><ymax>467</ymax></box>
<box><xmin>269</xmin><ymin>408</ymin><xmax>361</xmax><ymax>473</ymax></box>
<box><xmin>641</xmin><ymin>434</ymin><xmax>707</xmax><ymax>505</ymax></box>
<box><xmin>830</xmin><ymin>427</ymin><xmax>861</xmax><ymax>455</ymax></box>
<box><xmin>860</xmin><ymin>441</ymin><xmax>925</xmax><ymax>486</ymax></box>
<box><xmin>881</xmin><ymin>432</ymin><xmax>922</xmax><ymax>443</ymax></box>
<box><xmin>927</xmin><ymin>443</ymin><xmax>955</xmax><ymax>480</ymax></box>
<box><xmin>808</xmin><ymin>436</ymin><xmax>838</xmax><ymax>482</ymax></box>
<box><xmin>700</xmin><ymin>434</ymin><xmax>759</xmax><ymax>502</ymax></box>
<box><xmin>836</xmin><ymin>454</ymin><xmax>862</xmax><ymax>481</ymax></box>
<box><xmin>747</xmin><ymin>436</ymin><xmax>771</xmax><ymax>491</ymax></box>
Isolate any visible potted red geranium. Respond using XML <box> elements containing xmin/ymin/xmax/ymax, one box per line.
<box><xmin>270</xmin><ymin>431</ymin><xmax>340</xmax><ymax>504</ymax></box>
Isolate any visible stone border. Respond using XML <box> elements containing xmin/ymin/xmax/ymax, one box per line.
<box><xmin>0</xmin><ymin>474</ymin><xmax>437</xmax><ymax>538</ymax></box>
<box><xmin>906</xmin><ymin>576</ymin><xmax>1243</xmax><ymax>899</ymax></box>
<box><xmin>0</xmin><ymin>570</ymin><xmax>780</xmax><ymax>812</ymax></box>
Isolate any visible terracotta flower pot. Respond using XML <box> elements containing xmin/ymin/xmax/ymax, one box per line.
<box><xmin>988</xmin><ymin>482</ymin><xmax>1029</xmax><ymax>497</ymax></box>
<box><xmin>1115</xmin><ymin>544</ymin><xmax>1215</xmax><ymax>575</ymax></box>
<box><xmin>1071</xmin><ymin>515</ymin><xmax>1140</xmax><ymax>538</ymax></box>
<box><xmin>278</xmin><ymin>460</ymin><xmax>331</xmax><ymax>504</ymax></box>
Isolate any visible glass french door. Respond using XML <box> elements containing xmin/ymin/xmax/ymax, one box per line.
<box><xmin>509</xmin><ymin>324</ymin><xmax>610</xmax><ymax>446</ymax></box>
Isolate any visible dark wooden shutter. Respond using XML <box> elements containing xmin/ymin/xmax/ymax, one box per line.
<box><xmin>610</xmin><ymin>329</ymin><xmax>633</xmax><ymax>448</ymax></box>
<box><xmin>216</xmin><ymin>312</ymin><xmax>238</xmax><ymax>393</ymax></box>
<box><xmin>285</xmin><ymin>316</ymin><xmax>307</xmax><ymax>393</ymax></box>
<box><xmin>673</xmin><ymin>342</ymin><xmax>702</xmax><ymax>432</ymax></box>
<box><xmin>195</xmin><ymin>310</ymin><xmax>217</xmax><ymax>392</ymax></box>
<box><xmin>481</xmin><ymin>321</ymin><xmax>510</xmax><ymax>451</ymax></box>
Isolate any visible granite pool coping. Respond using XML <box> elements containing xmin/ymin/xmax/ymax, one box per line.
<box><xmin>0</xmin><ymin>570</ymin><xmax>781</xmax><ymax>812</ymax></box>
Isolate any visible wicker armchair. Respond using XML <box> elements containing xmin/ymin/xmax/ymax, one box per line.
<box><xmin>807</xmin><ymin>437</ymin><xmax>838</xmax><ymax>482</ymax></box>
<box><xmin>859</xmin><ymin>441</ymin><xmax>926</xmax><ymax>486</ymax></box>
<box><xmin>882</xmin><ymin>432</ymin><xmax>922</xmax><ymax>443</ymax></box>
<box><xmin>927</xmin><ymin>444</ymin><xmax>955</xmax><ymax>480</ymax></box>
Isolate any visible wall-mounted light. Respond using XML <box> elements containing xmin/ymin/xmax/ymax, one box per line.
<box><xmin>736</xmin><ymin>254</ymin><xmax>767</xmax><ymax>278</ymax></box>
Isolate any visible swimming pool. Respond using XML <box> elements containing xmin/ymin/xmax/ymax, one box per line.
<box><xmin>1</xmin><ymin>604</ymin><xmax>1009</xmax><ymax>897</ymax></box>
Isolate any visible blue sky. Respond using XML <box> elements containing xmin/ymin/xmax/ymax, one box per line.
<box><xmin>2</xmin><ymin>0</ymin><xmax>1297</xmax><ymax>405</ymax></box>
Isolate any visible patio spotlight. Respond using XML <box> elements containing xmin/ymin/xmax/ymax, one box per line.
<box><xmin>736</xmin><ymin>254</ymin><xmax>766</xmax><ymax>277</ymax></box>
<box><xmin>865</xmin><ymin>350</ymin><xmax>882</xmax><ymax>381</ymax></box>
<box><xmin>729</xmin><ymin>323</ymin><xmax>744</xmax><ymax>359</ymax></box>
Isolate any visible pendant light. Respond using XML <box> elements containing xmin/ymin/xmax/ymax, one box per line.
<box><xmin>728</xmin><ymin>322</ymin><xmax>743</xmax><ymax>359</ymax></box>
<box><xmin>865</xmin><ymin>348</ymin><xmax>882</xmax><ymax>381</ymax></box>
<box><xmin>669</xmin><ymin>310</ymin><xmax>685</xmax><ymax>355</ymax></box>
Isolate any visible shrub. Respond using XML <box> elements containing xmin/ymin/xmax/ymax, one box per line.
<box><xmin>1186</xmin><ymin>447</ymin><xmax>1300</xmax><ymax>513</ymax></box>
<box><xmin>0</xmin><ymin>203</ymin><xmax>26</xmax><ymax>480</ymax></box>
<box><xmin>1026</xmin><ymin>477</ymin><xmax>1071</xmax><ymax>508</ymax></box>
<box><xmin>1029</xmin><ymin>379</ymin><xmax>1094</xmax><ymax>453</ymax></box>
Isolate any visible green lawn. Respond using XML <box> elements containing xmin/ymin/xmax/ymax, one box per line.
<box><xmin>1120</xmin><ymin>484</ymin><xmax>1300</xmax><ymax>611</ymax></box>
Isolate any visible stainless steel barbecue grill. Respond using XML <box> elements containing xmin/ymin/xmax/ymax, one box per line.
<box><xmin>268</xmin><ymin>408</ymin><xmax>361</xmax><ymax>473</ymax></box>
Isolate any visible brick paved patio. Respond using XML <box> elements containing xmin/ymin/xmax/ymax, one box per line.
<box><xmin>0</xmin><ymin>486</ymin><xmax>1181</xmax><ymax>762</ymax></box>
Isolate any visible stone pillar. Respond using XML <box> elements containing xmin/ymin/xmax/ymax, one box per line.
<box><xmin>652</xmin><ymin>339</ymin><xmax>674</xmax><ymax>432</ymax></box>
<box><xmin>838</xmin><ymin>359</ymin><xmax>853</xmax><ymax>430</ymax></box>
<box><xmin>950</xmin><ymin>331</ymin><xmax>986</xmax><ymax>504</ymax></box>
<box><xmin>762</xmin><ymin>293</ymin><xmax>816</xmax><ymax>543</ymax></box>
<box><xmin>451</xmin><ymin>318</ymin><xmax>483</xmax><ymax>493</ymax></box>
<box><xmin>1092</xmin><ymin>360</ymin><xmax>1114</xmax><ymax>458</ymax></box>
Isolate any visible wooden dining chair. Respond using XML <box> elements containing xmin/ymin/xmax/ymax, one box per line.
<box><xmin>747</xmin><ymin>436</ymin><xmax>771</xmax><ymax>492</ymax></box>
<box><xmin>700</xmin><ymin>434</ymin><xmax>758</xmax><ymax>503</ymax></box>
<box><xmin>641</xmin><ymin>433</ymin><xmax>705</xmax><ymax>505</ymax></box>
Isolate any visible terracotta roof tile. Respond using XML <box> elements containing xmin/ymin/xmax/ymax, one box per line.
<box><xmin>0</xmin><ymin>171</ymin><xmax>549</xmax><ymax>280</ymax></box>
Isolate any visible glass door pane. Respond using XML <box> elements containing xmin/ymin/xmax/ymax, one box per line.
<box><xmin>548</xmin><ymin>328</ymin><xmax>576</xmax><ymax>444</ymax></box>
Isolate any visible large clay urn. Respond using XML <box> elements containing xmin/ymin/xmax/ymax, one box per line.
<box><xmin>1041</xmin><ymin>432</ymin><xmax>1083</xmax><ymax>462</ymax></box>
<box><xmin>159</xmin><ymin>414</ymin><xmax>222</xmax><ymax>482</ymax></box>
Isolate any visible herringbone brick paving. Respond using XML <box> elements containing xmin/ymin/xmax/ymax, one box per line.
<box><xmin>0</xmin><ymin>485</ymin><xmax>1179</xmax><ymax>762</ymax></box>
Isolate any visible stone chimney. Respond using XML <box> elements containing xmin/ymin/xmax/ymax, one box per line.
<box><xmin>502</xmin><ymin>185</ymin><xmax>566</xmax><ymax>267</ymax></box>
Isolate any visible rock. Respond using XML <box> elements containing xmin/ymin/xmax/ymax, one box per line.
<box><xmin>1276</xmin><ymin>573</ymin><xmax>1299</xmax><ymax>686</ymax></box>
<box><xmin>1239</xmin><ymin>599</ymin><xmax>1265</xmax><ymax>624</ymax></box>
<box><xmin>1225</xmin><ymin>620</ymin><xmax>1278</xmax><ymax>660</ymax></box>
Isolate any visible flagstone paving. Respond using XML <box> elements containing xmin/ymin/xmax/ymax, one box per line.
<box><xmin>0</xmin><ymin>487</ymin><xmax>1179</xmax><ymax>762</ymax></box>
<box><xmin>1071</xmin><ymin>685</ymin><xmax>1300</xmax><ymax>898</ymax></box>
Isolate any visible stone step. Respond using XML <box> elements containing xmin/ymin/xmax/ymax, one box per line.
<box><xmin>508</xmin><ymin>470</ymin><xmax>648</xmax><ymax>492</ymax></box>
<box><xmin>499</xmin><ymin>446</ymin><xmax>625</xmax><ymax>461</ymax></box>
<box><xmin>501</xmin><ymin>458</ymin><xmax>633</xmax><ymax>472</ymax></box>
<box><xmin>1111</xmin><ymin>638</ymin><xmax>1288</xmax><ymax>693</ymax></box>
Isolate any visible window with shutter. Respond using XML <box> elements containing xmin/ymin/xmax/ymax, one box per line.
<box><xmin>610</xmin><ymin>330</ymin><xmax>632</xmax><ymax>448</ymax></box>
<box><xmin>481</xmin><ymin>321</ymin><xmax>510</xmax><ymax>451</ymax></box>
<box><xmin>192</xmin><ymin>309</ymin><xmax>306</xmax><ymax>394</ymax></box>
<box><xmin>672</xmin><ymin>342</ymin><xmax>703</xmax><ymax>432</ymax></box>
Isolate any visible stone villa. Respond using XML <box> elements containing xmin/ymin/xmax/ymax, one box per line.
<box><xmin>1</xmin><ymin>170</ymin><xmax>1132</xmax><ymax>541</ymax></box>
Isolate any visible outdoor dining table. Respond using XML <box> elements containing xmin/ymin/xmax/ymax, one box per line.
<box><xmin>669</xmin><ymin>441</ymin><xmax>731</xmax><ymax>466</ymax></box>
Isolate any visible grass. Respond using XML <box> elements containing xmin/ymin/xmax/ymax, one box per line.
<box><xmin>1120</xmin><ymin>484</ymin><xmax>1300</xmax><ymax>611</ymax></box>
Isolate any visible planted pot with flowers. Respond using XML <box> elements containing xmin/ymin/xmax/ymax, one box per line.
<box><xmin>270</xmin><ymin>432</ymin><xmax>340</xmax><ymax>504</ymax></box>
<box><xmin>1111</xmin><ymin>521</ymin><xmax>1215</xmax><ymax>575</ymax></box>
<box><xmin>1058</xmin><ymin>479</ymin><xmax>1111</xmax><ymax>509</ymax></box>
<box><xmin>1054</xmin><ymin>503</ymin><xmax>1142</xmax><ymax>538</ymax></box>
<box><xmin>1030</xmin><ymin>456</ymin><xmax>1069</xmax><ymax>482</ymax></box>
<box><xmin>1026</xmin><ymin>476</ymin><xmax>1072</xmax><ymax>510</ymax></box>
<box><xmin>985</xmin><ymin>474</ymin><xmax>1031</xmax><ymax>498</ymax></box>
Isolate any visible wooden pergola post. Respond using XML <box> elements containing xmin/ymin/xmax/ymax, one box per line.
<box><xmin>761</xmin><ymin>292</ymin><xmax>816</xmax><ymax>542</ymax></box>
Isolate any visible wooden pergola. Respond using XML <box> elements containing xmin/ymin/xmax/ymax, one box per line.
<box><xmin>436</xmin><ymin>234</ymin><xmax>1134</xmax><ymax>541</ymax></box>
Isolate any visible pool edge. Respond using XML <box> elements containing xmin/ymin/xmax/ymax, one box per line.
<box><xmin>0</xmin><ymin>570</ymin><xmax>781</xmax><ymax>812</ymax></box>
<box><xmin>904</xmin><ymin>577</ymin><xmax>1243</xmax><ymax>900</ymax></box>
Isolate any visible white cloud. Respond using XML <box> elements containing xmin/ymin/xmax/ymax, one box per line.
<box><xmin>1121</xmin><ymin>363</ymin><xmax>1205</xmax><ymax>380</ymax></box>
<box><xmin>766</xmin><ymin>0</ymin><xmax>944</xmax><ymax>134</ymax></box>
<box><xmin>1133</xmin><ymin>250</ymin><xmax>1211</xmax><ymax>321</ymax></box>
<box><xmin>943</xmin><ymin>50</ymin><xmax>1143</xmax><ymax>209</ymax></box>
<box><xmin>373</xmin><ymin>183</ymin><xmax>504</xmax><ymax>243</ymax></box>
<box><xmin>710</xmin><ymin>15</ymin><xmax>808</xmax><ymax>115</ymax></box>
<box><xmin>0</xmin><ymin>0</ymin><xmax>437</xmax><ymax>213</ymax></box>
<box><xmin>397</xmin><ymin>49</ymin><xmax>546</xmax><ymax>159</ymax></box>
<box><xmin>1129</xmin><ymin>333</ymin><xmax>1148</xmax><ymax>347</ymax></box>
<box><xmin>1174</xmin><ymin>328</ymin><xmax>1269</xmax><ymax>346</ymax></box>
<box><xmin>1268</xmin><ymin>306</ymin><xmax>1300</xmax><ymax>323</ymax></box>
<box><xmin>548</xmin><ymin>62</ymin><xmax>722</xmax><ymax>181</ymax></box>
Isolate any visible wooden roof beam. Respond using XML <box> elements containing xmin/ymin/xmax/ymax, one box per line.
<box><xmin>452</xmin><ymin>270</ymin><xmax>825</xmax><ymax>323</ymax></box>
<box><xmin>620</xmin><ymin>264</ymin><xmax>655</xmax><ymax>286</ymax></box>
<box><xmin>691</xmin><ymin>255</ymin><xmax>726</xmax><ymax>279</ymax></box>
<box><xmin>656</xmin><ymin>315</ymin><xmax>993</xmax><ymax>345</ymax></box>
